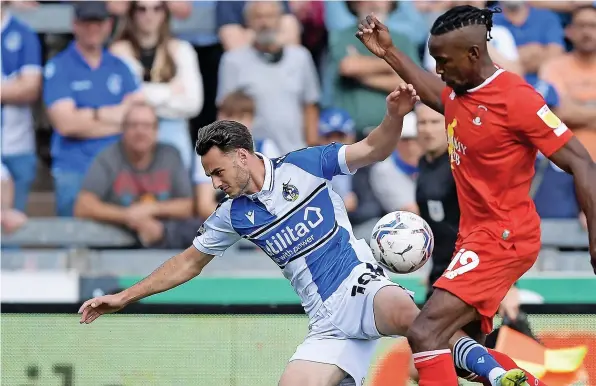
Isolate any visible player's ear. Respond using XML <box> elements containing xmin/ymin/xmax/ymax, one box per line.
<box><xmin>468</xmin><ymin>45</ymin><xmax>481</xmax><ymax>62</ymax></box>
<box><xmin>237</xmin><ymin>148</ymin><xmax>249</xmax><ymax>165</ymax></box>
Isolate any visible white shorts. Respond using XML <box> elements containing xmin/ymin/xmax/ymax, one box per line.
<box><xmin>289</xmin><ymin>262</ymin><xmax>414</xmax><ymax>385</ymax></box>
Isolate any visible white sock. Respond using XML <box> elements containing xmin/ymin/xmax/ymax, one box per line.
<box><xmin>489</xmin><ymin>367</ymin><xmax>507</xmax><ymax>386</ymax></box>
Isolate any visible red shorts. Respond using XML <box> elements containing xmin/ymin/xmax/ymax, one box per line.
<box><xmin>433</xmin><ymin>230</ymin><xmax>539</xmax><ymax>334</ymax></box>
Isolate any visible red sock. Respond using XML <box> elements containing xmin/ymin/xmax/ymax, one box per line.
<box><xmin>413</xmin><ymin>349</ymin><xmax>459</xmax><ymax>386</ymax></box>
<box><xmin>472</xmin><ymin>348</ymin><xmax>548</xmax><ymax>386</ymax></box>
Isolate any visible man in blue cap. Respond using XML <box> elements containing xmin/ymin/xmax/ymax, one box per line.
<box><xmin>319</xmin><ymin>108</ymin><xmax>358</xmax><ymax>213</ymax></box>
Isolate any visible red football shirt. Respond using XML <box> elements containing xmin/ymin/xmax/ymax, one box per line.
<box><xmin>442</xmin><ymin>69</ymin><xmax>573</xmax><ymax>243</ymax></box>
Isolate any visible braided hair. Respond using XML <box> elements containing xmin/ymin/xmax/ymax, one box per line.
<box><xmin>430</xmin><ymin>5</ymin><xmax>502</xmax><ymax>41</ymax></box>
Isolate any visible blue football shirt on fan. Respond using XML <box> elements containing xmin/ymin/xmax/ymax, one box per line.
<box><xmin>43</xmin><ymin>42</ymin><xmax>138</xmax><ymax>216</ymax></box>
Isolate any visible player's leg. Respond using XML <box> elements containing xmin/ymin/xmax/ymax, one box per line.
<box><xmin>406</xmin><ymin>289</ymin><xmax>479</xmax><ymax>385</ymax></box>
<box><xmin>407</xmin><ymin>238</ymin><xmax>535</xmax><ymax>386</ymax></box>
<box><xmin>372</xmin><ymin>285</ymin><xmax>517</xmax><ymax>385</ymax></box>
<box><xmin>278</xmin><ymin>360</ymin><xmax>347</xmax><ymax>386</ymax></box>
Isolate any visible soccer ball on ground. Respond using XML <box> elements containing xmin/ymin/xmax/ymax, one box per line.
<box><xmin>369</xmin><ymin>211</ymin><xmax>434</xmax><ymax>274</ymax></box>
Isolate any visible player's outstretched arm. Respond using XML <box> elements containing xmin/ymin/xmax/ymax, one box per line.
<box><xmin>356</xmin><ymin>14</ymin><xmax>446</xmax><ymax>114</ymax></box>
<box><xmin>549</xmin><ymin>138</ymin><xmax>596</xmax><ymax>273</ymax></box>
<box><xmin>79</xmin><ymin>246</ymin><xmax>214</xmax><ymax>324</ymax></box>
<box><xmin>345</xmin><ymin>83</ymin><xmax>420</xmax><ymax>172</ymax></box>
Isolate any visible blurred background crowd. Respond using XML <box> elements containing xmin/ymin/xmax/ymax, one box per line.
<box><xmin>1</xmin><ymin>0</ymin><xmax>595</xmax><ymax>250</ymax></box>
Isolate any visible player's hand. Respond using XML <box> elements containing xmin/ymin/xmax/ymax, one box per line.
<box><xmin>355</xmin><ymin>14</ymin><xmax>394</xmax><ymax>58</ymax></box>
<box><xmin>78</xmin><ymin>294</ymin><xmax>126</xmax><ymax>324</ymax></box>
<box><xmin>386</xmin><ymin>83</ymin><xmax>420</xmax><ymax>119</ymax></box>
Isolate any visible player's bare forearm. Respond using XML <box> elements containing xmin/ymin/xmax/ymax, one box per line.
<box><xmin>383</xmin><ymin>46</ymin><xmax>445</xmax><ymax>114</ymax></box>
<box><xmin>549</xmin><ymin>137</ymin><xmax>596</xmax><ymax>268</ymax></box>
<box><xmin>346</xmin><ymin>113</ymin><xmax>404</xmax><ymax>171</ymax></box>
<box><xmin>119</xmin><ymin>246</ymin><xmax>214</xmax><ymax>305</ymax></box>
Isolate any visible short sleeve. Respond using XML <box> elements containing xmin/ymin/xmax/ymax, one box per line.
<box><xmin>215</xmin><ymin>1</ymin><xmax>245</xmax><ymax>28</ymax></box>
<box><xmin>533</xmin><ymin>79</ymin><xmax>560</xmax><ymax>109</ymax></box>
<box><xmin>509</xmin><ymin>84</ymin><xmax>573</xmax><ymax>157</ymax></box>
<box><xmin>542</xmin><ymin>11</ymin><xmax>565</xmax><ymax>47</ymax></box>
<box><xmin>43</xmin><ymin>59</ymin><xmax>73</xmax><ymax>107</ymax></box>
<box><xmin>119</xmin><ymin>61</ymin><xmax>140</xmax><ymax>94</ymax></box>
<box><xmin>168</xmin><ymin>149</ymin><xmax>192</xmax><ymax>198</ymax></box>
<box><xmin>216</xmin><ymin>52</ymin><xmax>238</xmax><ymax>105</ymax></box>
<box><xmin>81</xmin><ymin>154</ymin><xmax>112</xmax><ymax>199</ymax></box>
<box><xmin>1</xmin><ymin>163</ymin><xmax>11</xmax><ymax>181</ymax></box>
<box><xmin>300</xmin><ymin>49</ymin><xmax>321</xmax><ymax>104</ymax></box>
<box><xmin>283</xmin><ymin>143</ymin><xmax>355</xmax><ymax>180</ymax></box>
<box><xmin>19</xmin><ymin>27</ymin><xmax>42</xmax><ymax>73</ymax></box>
<box><xmin>193</xmin><ymin>200</ymin><xmax>241</xmax><ymax>256</ymax></box>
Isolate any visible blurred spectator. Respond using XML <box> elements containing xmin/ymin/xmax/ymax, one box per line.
<box><xmin>532</xmin><ymin>152</ymin><xmax>585</xmax><ymax>229</ymax></box>
<box><xmin>414</xmin><ymin>1</ymin><xmax>454</xmax><ymax>30</ymax></box>
<box><xmin>43</xmin><ymin>1</ymin><xmax>142</xmax><ymax>217</ymax></box>
<box><xmin>318</xmin><ymin>108</ymin><xmax>358</xmax><ymax>213</ymax></box>
<box><xmin>1</xmin><ymin>163</ymin><xmax>28</xmax><ymax>234</ymax></box>
<box><xmin>370</xmin><ymin>112</ymin><xmax>421</xmax><ymax>214</ymax></box>
<box><xmin>539</xmin><ymin>5</ymin><xmax>596</xmax><ymax>160</ymax></box>
<box><xmin>329</xmin><ymin>1</ymin><xmax>419</xmax><ymax>139</ymax></box>
<box><xmin>74</xmin><ymin>102</ymin><xmax>195</xmax><ymax>249</ymax></box>
<box><xmin>193</xmin><ymin>90</ymin><xmax>281</xmax><ymax>220</ymax></box>
<box><xmin>110</xmin><ymin>0</ymin><xmax>203</xmax><ymax>170</ymax></box>
<box><xmin>216</xmin><ymin>0</ymin><xmax>300</xmax><ymax>51</ymax></box>
<box><xmin>217</xmin><ymin>1</ymin><xmax>320</xmax><ymax>154</ymax></box>
<box><xmin>107</xmin><ymin>1</ymin><xmax>192</xmax><ymax>19</ymax></box>
<box><xmin>324</xmin><ymin>1</ymin><xmax>428</xmax><ymax>47</ymax></box>
<box><xmin>1</xmin><ymin>2</ymin><xmax>42</xmax><ymax>212</ymax></box>
<box><xmin>424</xmin><ymin>2</ymin><xmax>524</xmax><ymax>76</ymax></box>
<box><xmin>414</xmin><ymin>104</ymin><xmax>458</xmax><ymax>298</ymax></box>
<box><xmin>493</xmin><ymin>1</ymin><xmax>565</xmax><ymax>84</ymax></box>
<box><xmin>288</xmin><ymin>1</ymin><xmax>328</xmax><ymax>71</ymax></box>
<box><xmin>176</xmin><ymin>1</ymin><xmax>224</xmax><ymax>146</ymax></box>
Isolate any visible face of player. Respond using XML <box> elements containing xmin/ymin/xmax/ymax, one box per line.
<box><xmin>428</xmin><ymin>32</ymin><xmax>480</xmax><ymax>95</ymax></box>
<box><xmin>416</xmin><ymin>104</ymin><xmax>447</xmax><ymax>156</ymax></box>
<box><xmin>73</xmin><ymin>19</ymin><xmax>112</xmax><ymax>50</ymax></box>
<box><xmin>122</xmin><ymin>105</ymin><xmax>158</xmax><ymax>155</ymax></box>
<box><xmin>132</xmin><ymin>1</ymin><xmax>167</xmax><ymax>36</ymax></box>
<box><xmin>568</xmin><ymin>8</ymin><xmax>596</xmax><ymax>55</ymax></box>
<box><xmin>217</xmin><ymin>113</ymin><xmax>254</xmax><ymax>132</ymax></box>
<box><xmin>201</xmin><ymin>147</ymin><xmax>251</xmax><ymax>198</ymax></box>
<box><xmin>246</xmin><ymin>2</ymin><xmax>282</xmax><ymax>46</ymax></box>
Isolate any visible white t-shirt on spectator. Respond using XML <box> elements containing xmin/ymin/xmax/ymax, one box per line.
<box><xmin>423</xmin><ymin>25</ymin><xmax>519</xmax><ymax>72</ymax></box>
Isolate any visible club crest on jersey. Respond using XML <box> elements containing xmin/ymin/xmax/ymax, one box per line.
<box><xmin>282</xmin><ymin>180</ymin><xmax>299</xmax><ymax>202</ymax></box>
<box><xmin>472</xmin><ymin>105</ymin><xmax>488</xmax><ymax>126</ymax></box>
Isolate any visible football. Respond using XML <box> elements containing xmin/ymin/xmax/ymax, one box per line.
<box><xmin>369</xmin><ymin>211</ymin><xmax>434</xmax><ymax>274</ymax></box>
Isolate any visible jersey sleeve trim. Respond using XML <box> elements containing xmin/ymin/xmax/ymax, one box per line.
<box><xmin>338</xmin><ymin>145</ymin><xmax>356</xmax><ymax>175</ymax></box>
<box><xmin>192</xmin><ymin>238</ymin><xmax>218</xmax><ymax>256</ymax></box>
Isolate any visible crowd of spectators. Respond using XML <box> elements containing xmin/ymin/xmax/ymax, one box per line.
<box><xmin>1</xmin><ymin>0</ymin><xmax>594</xmax><ymax>248</ymax></box>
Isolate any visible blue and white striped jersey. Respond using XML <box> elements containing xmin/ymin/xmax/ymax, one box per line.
<box><xmin>193</xmin><ymin>143</ymin><xmax>376</xmax><ymax>317</ymax></box>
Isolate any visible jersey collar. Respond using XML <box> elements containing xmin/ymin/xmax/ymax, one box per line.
<box><xmin>247</xmin><ymin>152</ymin><xmax>274</xmax><ymax>200</ymax></box>
<box><xmin>467</xmin><ymin>67</ymin><xmax>505</xmax><ymax>93</ymax></box>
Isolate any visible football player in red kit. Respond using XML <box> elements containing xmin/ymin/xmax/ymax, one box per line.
<box><xmin>356</xmin><ymin>5</ymin><xmax>596</xmax><ymax>386</ymax></box>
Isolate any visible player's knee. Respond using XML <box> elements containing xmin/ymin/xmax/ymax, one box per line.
<box><xmin>406</xmin><ymin>321</ymin><xmax>437</xmax><ymax>352</ymax></box>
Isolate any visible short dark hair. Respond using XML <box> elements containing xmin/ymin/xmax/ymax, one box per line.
<box><xmin>195</xmin><ymin>120</ymin><xmax>254</xmax><ymax>156</ymax></box>
<box><xmin>431</xmin><ymin>5</ymin><xmax>501</xmax><ymax>41</ymax></box>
